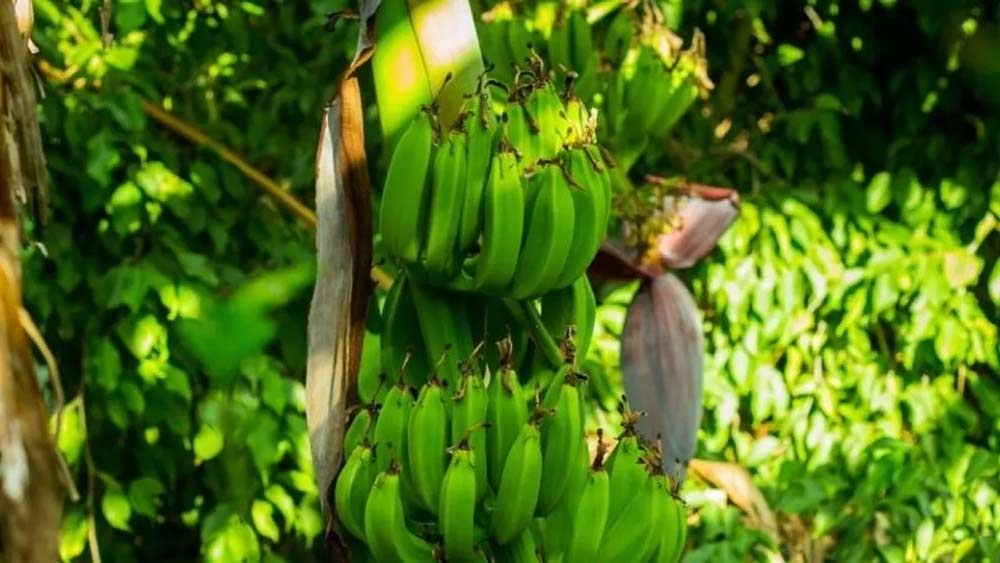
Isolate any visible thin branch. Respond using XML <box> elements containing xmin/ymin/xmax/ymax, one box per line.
<box><xmin>77</xmin><ymin>388</ymin><xmax>103</xmax><ymax>563</ymax></box>
<box><xmin>140</xmin><ymin>99</ymin><xmax>319</xmax><ymax>228</ymax></box>
<box><xmin>18</xmin><ymin>306</ymin><xmax>79</xmax><ymax>501</ymax></box>
<box><xmin>99</xmin><ymin>0</ymin><xmax>111</xmax><ymax>48</ymax></box>
<box><xmin>140</xmin><ymin>99</ymin><xmax>395</xmax><ymax>290</ymax></box>
<box><xmin>18</xmin><ymin>308</ymin><xmax>62</xmax><ymax>435</ymax></box>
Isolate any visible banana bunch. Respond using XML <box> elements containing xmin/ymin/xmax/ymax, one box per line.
<box><xmin>341</xmin><ymin>271</ymin><xmax>686</xmax><ymax>561</ymax></box>
<box><xmin>603</xmin><ymin>41</ymin><xmax>704</xmax><ymax>153</ymax></box>
<box><xmin>332</xmin><ymin>336</ymin><xmax>548</xmax><ymax>561</ymax></box>
<box><xmin>379</xmin><ymin>70</ymin><xmax>612</xmax><ymax>301</ymax></box>
<box><xmin>547</xmin><ymin>5</ymin><xmax>599</xmax><ymax>100</ymax></box>
<box><xmin>539</xmin><ymin>426</ymin><xmax>689</xmax><ymax>563</ymax></box>
<box><xmin>338</xmin><ymin>352</ymin><xmax>689</xmax><ymax>562</ymax></box>
<box><xmin>473</xmin><ymin>1</ymin><xmax>709</xmax><ymax>169</ymax></box>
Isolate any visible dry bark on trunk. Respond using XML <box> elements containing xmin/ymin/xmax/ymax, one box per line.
<box><xmin>0</xmin><ymin>2</ymin><xmax>64</xmax><ymax>560</ymax></box>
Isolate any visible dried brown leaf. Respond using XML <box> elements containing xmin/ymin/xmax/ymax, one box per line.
<box><xmin>0</xmin><ymin>0</ymin><xmax>46</xmax><ymax>222</ymax></box>
<box><xmin>0</xmin><ymin>33</ymin><xmax>63</xmax><ymax>556</ymax></box>
<box><xmin>306</xmin><ymin>2</ymin><xmax>376</xmax><ymax>557</ymax></box>
<box><xmin>689</xmin><ymin>459</ymin><xmax>778</xmax><ymax>539</ymax></box>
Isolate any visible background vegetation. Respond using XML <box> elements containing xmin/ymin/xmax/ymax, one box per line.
<box><xmin>22</xmin><ymin>0</ymin><xmax>1000</xmax><ymax>561</ymax></box>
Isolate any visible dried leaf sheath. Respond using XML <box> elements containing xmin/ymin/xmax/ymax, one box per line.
<box><xmin>0</xmin><ymin>0</ymin><xmax>46</xmax><ymax>222</ymax></box>
<box><xmin>621</xmin><ymin>273</ymin><xmax>704</xmax><ymax>486</ymax></box>
<box><xmin>305</xmin><ymin>0</ymin><xmax>376</xmax><ymax>551</ymax></box>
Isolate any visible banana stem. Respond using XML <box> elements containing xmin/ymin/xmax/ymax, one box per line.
<box><xmin>503</xmin><ymin>298</ymin><xmax>562</xmax><ymax>369</ymax></box>
<box><xmin>407</xmin><ymin>0</ymin><xmax>485</xmax><ymax>127</ymax></box>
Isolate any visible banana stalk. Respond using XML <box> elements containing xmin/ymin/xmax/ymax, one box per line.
<box><xmin>407</xmin><ymin>0</ymin><xmax>485</xmax><ymax>127</ymax></box>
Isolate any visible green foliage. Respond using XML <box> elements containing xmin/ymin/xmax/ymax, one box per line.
<box><xmin>589</xmin><ymin>0</ymin><xmax>1000</xmax><ymax>560</ymax></box>
<box><xmin>28</xmin><ymin>1</ymin><xmax>353</xmax><ymax>561</ymax></box>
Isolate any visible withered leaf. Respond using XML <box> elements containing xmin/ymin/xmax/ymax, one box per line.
<box><xmin>305</xmin><ymin>1</ymin><xmax>376</xmax><ymax>553</ymax></box>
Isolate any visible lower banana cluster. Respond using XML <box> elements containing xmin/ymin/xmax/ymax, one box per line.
<box><xmin>337</xmin><ymin>316</ymin><xmax>688</xmax><ymax>562</ymax></box>
<box><xmin>379</xmin><ymin>65</ymin><xmax>612</xmax><ymax>301</ymax></box>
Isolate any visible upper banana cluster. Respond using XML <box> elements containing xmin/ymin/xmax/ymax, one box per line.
<box><xmin>476</xmin><ymin>1</ymin><xmax>710</xmax><ymax>168</ymax></box>
<box><xmin>379</xmin><ymin>60</ymin><xmax>612</xmax><ymax>300</ymax></box>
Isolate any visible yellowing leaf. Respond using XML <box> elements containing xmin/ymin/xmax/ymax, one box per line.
<box><xmin>943</xmin><ymin>251</ymin><xmax>981</xmax><ymax>288</ymax></box>
<box><xmin>102</xmin><ymin>489</ymin><xmax>132</xmax><ymax>531</ymax></box>
<box><xmin>866</xmin><ymin>171</ymin><xmax>892</xmax><ymax>213</ymax></box>
<box><xmin>251</xmin><ymin>500</ymin><xmax>280</xmax><ymax>542</ymax></box>
<box><xmin>194</xmin><ymin>425</ymin><xmax>225</xmax><ymax>462</ymax></box>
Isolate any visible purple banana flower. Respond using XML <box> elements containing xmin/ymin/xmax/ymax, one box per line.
<box><xmin>590</xmin><ymin>184</ymin><xmax>739</xmax><ymax>486</ymax></box>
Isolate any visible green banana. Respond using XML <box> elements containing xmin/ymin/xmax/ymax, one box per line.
<box><xmin>380</xmin><ymin>111</ymin><xmax>436</xmax><ymax>265</ymax></box>
<box><xmin>563</xmin><ymin>463</ymin><xmax>610</xmax><ymax>562</ymax></box>
<box><xmin>344</xmin><ymin>405</ymin><xmax>375</xmax><ymax>455</ymax></box>
<box><xmin>423</xmin><ymin>130</ymin><xmax>468</xmax><ymax>279</ymax></box>
<box><xmin>527</xmin><ymin>82</ymin><xmax>566</xmax><ymax>162</ymax></box>
<box><xmin>439</xmin><ymin>444</ymin><xmax>478</xmax><ymax>562</ymax></box>
<box><xmin>596</xmin><ymin>473</ymin><xmax>654</xmax><ymax>563</ymax></box>
<box><xmin>370</xmin><ymin>0</ymin><xmax>434</xmax><ymax>148</ymax></box>
<box><xmin>539</xmin><ymin>434</ymin><xmax>590</xmax><ymax>560</ymax></box>
<box><xmin>651</xmin><ymin>477</ymin><xmax>683</xmax><ymax>563</ymax></box>
<box><xmin>602</xmin><ymin>71</ymin><xmax>628</xmax><ymax>137</ymax></box>
<box><xmin>586</xmin><ymin>144</ymin><xmax>613</xmax><ymax>248</ymax></box>
<box><xmin>456</xmin><ymin>90</ymin><xmax>496</xmax><ymax>257</ymax></box>
<box><xmin>408</xmin><ymin>279</ymin><xmax>474</xmax><ymax>387</ymax></box>
<box><xmin>504</xmin><ymin>102</ymin><xmax>539</xmax><ymax>168</ymax></box>
<box><xmin>491</xmin><ymin>420</ymin><xmax>543</xmax><ymax>545</ymax></box>
<box><xmin>548</xmin><ymin>13</ymin><xmax>572</xmax><ymax>72</ymax></box>
<box><xmin>673</xmin><ymin>498</ymin><xmax>688</xmax><ymax>563</ymax></box>
<box><xmin>477</xmin><ymin>297</ymin><xmax>529</xmax><ymax>374</ymax></box>
<box><xmin>621</xmin><ymin>48</ymin><xmax>669</xmax><ymax>142</ymax></box>
<box><xmin>553</xmin><ymin>148</ymin><xmax>608</xmax><ymax>289</ymax></box>
<box><xmin>540</xmin><ymin>275</ymin><xmax>597</xmax><ymax>362</ymax></box>
<box><xmin>568</xmin><ymin>9</ymin><xmax>598</xmax><ymax>98</ymax></box>
<box><xmin>603</xmin><ymin>8</ymin><xmax>635</xmax><ymax>65</ymax></box>
<box><xmin>364</xmin><ymin>469</ymin><xmax>437</xmax><ymax>562</ymax></box>
<box><xmin>561</xmin><ymin>94</ymin><xmax>592</xmax><ymax>147</ymax></box>
<box><xmin>382</xmin><ymin>257</ymin><xmax>431</xmax><ymax>389</ymax></box>
<box><xmin>505</xmin><ymin>19</ymin><xmax>534</xmax><ymax>67</ymax></box>
<box><xmin>496</xmin><ymin>528</ymin><xmax>540</xmax><ymax>563</ymax></box>
<box><xmin>654</xmin><ymin>59</ymin><xmax>700</xmax><ymax>137</ymax></box>
<box><xmin>637</xmin><ymin>475</ymin><xmax>669</xmax><ymax>561</ymax></box>
<box><xmin>479</xmin><ymin>20</ymin><xmax>515</xmax><ymax>84</ymax></box>
<box><xmin>357</xmin><ymin>295</ymin><xmax>385</xmax><ymax>405</ymax></box>
<box><xmin>465</xmin><ymin>150</ymin><xmax>525</xmax><ymax>294</ymax></box>
<box><xmin>536</xmin><ymin>375</ymin><xmax>584</xmax><ymax>516</ymax></box>
<box><xmin>451</xmin><ymin>368</ymin><xmax>489</xmax><ymax>501</ymax></box>
<box><xmin>604</xmin><ymin>432</ymin><xmax>647</xmax><ymax>524</ymax></box>
<box><xmin>335</xmin><ymin>443</ymin><xmax>377</xmax><ymax>541</ymax></box>
<box><xmin>407</xmin><ymin>378</ymin><xmax>449</xmax><ymax>514</ymax></box>
<box><xmin>486</xmin><ymin>347</ymin><xmax>529</xmax><ymax>491</ymax></box>
<box><xmin>508</xmin><ymin>164</ymin><xmax>576</xmax><ymax>299</ymax></box>
<box><xmin>373</xmin><ymin>383</ymin><xmax>414</xmax><ymax>474</ymax></box>
<box><xmin>582</xmin><ymin>358</ymin><xmax>616</xmax><ymax>409</ymax></box>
